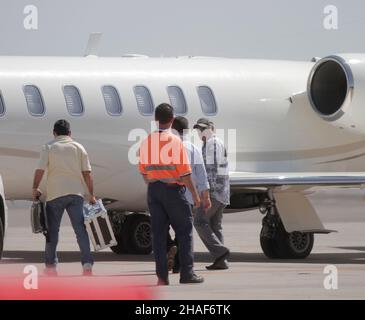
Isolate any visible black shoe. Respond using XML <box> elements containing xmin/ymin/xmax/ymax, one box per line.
<box><xmin>157</xmin><ymin>278</ymin><xmax>169</xmax><ymax>286</ymax></box>
<box><xmin>206</xmin><ymin>262</ymin><xmax>229</xmax><ymax>270</ymax></box>
<box><xmin>206</xmin><ymin>250</ymin><xmax>230</xmax><ymax>270</ymax></box>
<box><xmin>180</xmin><ymin>274</ymin><xmax>204</xmax><ymax>284</ymax></box>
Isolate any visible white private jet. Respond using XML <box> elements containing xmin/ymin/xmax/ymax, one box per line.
<box><xmin>1</xmin><ymin>34</ymin><xmax>365</xmax><ymax>260</ymax></box>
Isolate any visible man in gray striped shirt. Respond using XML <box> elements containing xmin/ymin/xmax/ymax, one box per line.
<box><xmin>193</xmin><ymin>118</ymin><xmax>230</xmax><ymax>270</ymax></box>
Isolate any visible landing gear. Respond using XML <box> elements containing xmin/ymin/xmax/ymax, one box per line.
<box><xmin>123</xmin><ymin>214</ymin><xmax>152</xmax><ymax>255</ymax></box>
<box><xmin>259</xmin><ymin>193</ymin><xmax>314</xmax><ymax>259</ymax></box>
<box><xmin>0</xmin><ymin>218</ymin><xmax>3</xmax><ymax>260</ymax></box>
<box><xmin>109</xmin><ymin>211</ymin><xmax>152</xmax><ymax>255</ymax></box>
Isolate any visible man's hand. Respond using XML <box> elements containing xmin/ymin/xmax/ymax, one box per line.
<box><xmin>89</xmin><ymin>195</ymin><xmax>97</xmax><ymax>205</ymax></box>
<box><xmin>193</xmin><ymin>194</ymin><xmax>201</xmax><ymax>209</ymax></box>
<box><xmin>32</xmin><ymin>188</ymin><xmax>42</xmax><ymax>201</ymax></box>
<box><xmin>203</xmin><ymin>197</ymin><xmax>212</xmax><ymax>212</ymax></box>
<box><xmin>32</xmin><ymin>169</ymin><xmax>45</xmax><ymax>201</ymax></box>
<box><xmin>181</xmin><ymin>174</ymin><xmax>201</xmax><ymax>209</ymax></box>
<box><xmin>82</xmin><ymin>171</ymin><xmax>95</xmax><ymax>203</ymax></box>
<box><xmin>201</xmin><ymin>189</ymin><xmax>211</xmax><ymax>212</ymax></box>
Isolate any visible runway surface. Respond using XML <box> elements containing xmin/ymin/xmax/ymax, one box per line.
<box><xmin>0</xmin><ymin>189</ymin><xmax>364</xmax><ymax>300</ymax></box>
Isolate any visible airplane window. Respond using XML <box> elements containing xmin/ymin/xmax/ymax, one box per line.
<box><xmin>0</xmin><ymin>92</ymin><xmax>5</xmax><ymax>116</ymax></box>
<box><xmin>134</xmin><ymin>86</ymin><xmax>154</xmax><ymax>116</ymax></box>
<box><xmin>197</xmin><ymin>86</ymin><xmax>217</xmax><ymax>116</ymax></box>
<box><xmin>167</xmin><ymin>86</ymin><xmax>187</xmax><ymax>115</ymax></box>
<box><xmin>63</xmin><ymin>85</ymin><xmax>84</xmax><ymax>116</ymax></box>
<box><xmin>102</xmin><ymin>86</ymin><xmax>122</xmax><ymax>116</ymax></box>
<box><xmin>23</xmin><ymin>85</ymin><xmax>45</xmax><ymax>116</ymax></box>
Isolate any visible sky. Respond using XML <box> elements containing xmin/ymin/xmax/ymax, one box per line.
<box><xmin>0</xmin><ymin>0</ymin><xmax>364</xmax><ymax>60</ymax></box>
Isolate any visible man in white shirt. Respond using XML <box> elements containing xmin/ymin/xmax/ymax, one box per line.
<box><xmin>32</xmin><ymin>120</ymin><xmax>96</xmax><ymax>276</ymax></box>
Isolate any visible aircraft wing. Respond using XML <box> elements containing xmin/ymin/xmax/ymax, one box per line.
<box><xmin>229</xmin><ymin>171</ymin><xmax>365</xmax><ymax>233</ymax></box>
<box><xmin>230</xmin><ymin>171</ymin><xmax>365</xmax><ymax>189</ymax></box>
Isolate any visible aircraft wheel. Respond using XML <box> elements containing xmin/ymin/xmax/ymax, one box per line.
<box><xmin>123</xmin><ymin>214</ymin><xmax>152</xmax><ymax>255</ymax></box>
<box><xmin>282</xmin><ymin>231</ymin><xmax>314</xmax><ymax>259</ymax></box>
<box><xmin>260</xmin><ymin>214</ymin><xmax>314</xmax><ymax>259</ymax></box>
<box><xmin>260</xmin><ymin>227</ymin><xmax>284</xmax><ymax>259</ymax></box>
<box><xmin>0</xmin><ymin>218</ymin><xmax>4</xmax><ymax>260</ymax></box>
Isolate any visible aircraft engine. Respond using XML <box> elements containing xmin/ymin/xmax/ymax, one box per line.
<box><xmin>307</xmin><ymin>54</ymin><xmax>365</xmax><ymax>134</ymax></box>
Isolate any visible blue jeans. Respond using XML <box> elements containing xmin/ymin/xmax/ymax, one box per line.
<box><xmin>45</xmin><ymin>195</ymin><xmax>93</xmax><ymax>266</ymax></box>
<box><xmin>147</xmin><ymin>182</ymin><xmax>194</xmax><ymax>280</ymax></box>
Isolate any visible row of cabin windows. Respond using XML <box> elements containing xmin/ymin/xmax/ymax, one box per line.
<box><xmin>0</xmin><ymin>85</ymin><xmax>217</xmax><ymax>117</ymax></box>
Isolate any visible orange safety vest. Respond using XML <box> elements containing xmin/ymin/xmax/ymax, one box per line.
<box><xmin>139</xmin><ymin>130</ymin><xmax>192</xmax><ymax>185</ymax></box>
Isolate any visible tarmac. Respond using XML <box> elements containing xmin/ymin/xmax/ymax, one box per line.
<box><xmin>0</xmin><ymin>189</ymin><xmax>364</xmax><ymax>300</ymax></box>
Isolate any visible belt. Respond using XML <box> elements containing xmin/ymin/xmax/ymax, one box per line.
<box><xmin>149</xmin><ymin>180</ymin><xmax>183</xmax><ymax>188</ymax></box>
<box><xmin>145</xmin><ymin>165</ymin><xmax>177</xmax><ymax>171</ymax></box>
<box><xmin>148</xmin><ymin>177</ymin><xmax>182</xmax><ymax>184</ymax></box>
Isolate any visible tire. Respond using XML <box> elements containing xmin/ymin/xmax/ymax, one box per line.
<box><xmin>260</xmin><ymin>227</ymin><xmax>287</xmax><ymax>259</ymax></box>
<box><xmin>122</xmin><ymin>214</ymin><xmax>152</xmax><ymax>255</ymax></box>
<box><xmin>260</xmin><ymin>224</ymin><xmax>314</xmax><ymax>259</ymax></box>
<box><xmin>280</xmin><ymin>231</ymin><xmax>314</xmax><ymax>259</ymax></box>
<box><xmin>260</xmin><ymin>228</ymin><xmax>281</xmax><ymax>259</ymax></box>
<box><xmin>0</xmin><ymin>218</ymin><xmax>4</xmax><ymax>260</ymax></box>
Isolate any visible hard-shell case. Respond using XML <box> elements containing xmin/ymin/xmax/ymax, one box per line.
<box><xmin>83</xmin><ymin>200</ymin><xmax>117</xmax><ymax>251</ymax></box>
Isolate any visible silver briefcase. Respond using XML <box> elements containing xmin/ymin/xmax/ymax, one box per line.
<box><xmin>83</xmin><ymin>200</ymin><xmax>117</xmax><ymax>251</ymax></box>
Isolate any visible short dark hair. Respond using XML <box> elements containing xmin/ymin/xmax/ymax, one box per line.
<box><xmin>155</xmin><ymin>103</ymin><xmax>174</xmax><ymax>125</ymax></box>
<box><xmin>172</xmin><ymin>116</ymin><xmax>189</xmax><ymax>135</ymax></box>
<box><xmin>53</xmin><ymin>119</ymin><xmax>71</xmax><ymax>136</ymax></box>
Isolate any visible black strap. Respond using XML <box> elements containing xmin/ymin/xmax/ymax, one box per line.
<box><xmin>214</xmin><ymin>139</ymin><xmax>218</xmax><ymax>170</ymax></box>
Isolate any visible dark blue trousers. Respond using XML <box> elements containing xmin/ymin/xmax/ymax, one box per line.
<box><xmin>147</xmin><ymin>181</ymin><xmax>194</xmax><ymax>280</ymax></box>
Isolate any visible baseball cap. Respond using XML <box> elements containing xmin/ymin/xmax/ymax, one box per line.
<box><xmin>193</xmin><ymin>118</ymin><xmax>214</xmax><ymax>131</ymax></box>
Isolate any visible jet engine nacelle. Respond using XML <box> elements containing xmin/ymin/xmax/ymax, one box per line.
<box><xmin>307</xmin><ymin>54</ymin><xmax>365</xmax><ymax>134</ymax></box>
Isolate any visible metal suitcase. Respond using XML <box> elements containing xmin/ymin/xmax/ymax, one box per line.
<box><xmin>83</xmin><ymin>200</ymin><xmax>117</xmax><ymax>251</ymax></box>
